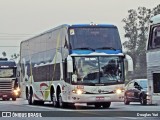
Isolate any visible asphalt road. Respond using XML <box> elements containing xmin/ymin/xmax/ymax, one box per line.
<box><xmin>0</xmin><ymin>98</ymin><xmax>159</xmax><ymax>120</ymax></box>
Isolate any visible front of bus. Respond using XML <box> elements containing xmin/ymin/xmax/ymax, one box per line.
<box><xmin>66</xmin><ymin>24</ymin><xmax>125</xmax><ymax>107</ymax></box>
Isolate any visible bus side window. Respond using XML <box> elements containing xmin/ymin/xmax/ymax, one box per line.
<box><xmin>63</xmin><ymin>59</ymin><xmax>71</xmax><ymax>83</ymax></box>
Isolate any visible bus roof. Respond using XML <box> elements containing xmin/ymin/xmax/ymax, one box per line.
<box><xmin>150</xmin><ymin>14</ymin><xmax>160</xmax><ymax>24</ymax></box>
<box><xmin>69</xmin><ymin>24</ymin><xmax>117</xmax><ymax>28</ymax></box>
<box><xmin>21</xmin><ymin>23</ymin><xmax>117</xmax><ymax>43</ymax></box>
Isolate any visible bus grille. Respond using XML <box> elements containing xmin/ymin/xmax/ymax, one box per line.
<box><xmin>0</xmin><ymin>81</ymin><xmax>13</xmax><ymax>92</ymax></box>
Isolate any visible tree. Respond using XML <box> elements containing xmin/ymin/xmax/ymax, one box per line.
<box><xmin>11</xmin><ymin>53</ymin><xmax>20</xmax><ymax>60</ymax></box>
<box><xmin>136</xmin><ymin>7</ymin><xmax>151</xmax><ymax>77</ymax></box>
<box><xmin>2</xmin><ymin>51</ymin><xmax>6</xmax><ymax>57</ymax></box>
<box><xmin>152</xmin><ymin>4</ymin><xmax>160</xmax><ymax>16</ymax></box>
<box><xmin>122</xmin><ymin>9</ymin><xmax>138</xmax><ymax>71</ymax></box>
<box><xmin>122</xmin><ymin>7</ymin><xmax>152</xmax><ymax>78</ymax></box>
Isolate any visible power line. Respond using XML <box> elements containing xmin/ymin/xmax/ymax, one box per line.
<box><xmin>0</xmin><ymin>33</ymin><xmax>37</xmax><ymax>35</ymax></box>
<box><xmin>0</xmin><ymin>46</ymin><xmax>19</xmax><ymax>47</ymax></box>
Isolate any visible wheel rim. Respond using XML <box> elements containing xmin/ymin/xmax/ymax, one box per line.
<box><xmin>52</xmin><ymin>93</ymin><xmax>56</xmax><ymax>106</ymax></box>
<box><xmin>31</xmin><ymin>93</ymin><xmax>34</xmax><ymax>104</ymax></box>
<box><xmin>59</xmin><ymin>95</ymin><xmax>63</xmax><ymax>107</ymax></box>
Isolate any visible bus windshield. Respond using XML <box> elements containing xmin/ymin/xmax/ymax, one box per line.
<box><xmin>72</xmin><ymin>56</ymin><xmax>124</xmax><ymax>85</ymax></box>
<box><xmin>0</xmin><ymin>69</ymin><xmax>14</xmax><ymax>78</ymax></box>
<box><xmin>69</xmin><ymin>27</ymin><xmax>122</xmax><ymax>50</ymax></box>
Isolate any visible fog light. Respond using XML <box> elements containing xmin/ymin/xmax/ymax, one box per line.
<box><xmin>76</xmin><ymin>89</ymin><xmax>83</xmax><ymax>95</ymax></box>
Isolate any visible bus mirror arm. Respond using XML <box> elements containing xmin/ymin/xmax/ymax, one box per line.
<box><xmin>67</xmin><ymin>55</ymin><xmax>73</xmax><ymax>73</ymax></box>
<box><xmin>125</xmin><ymin>54</ymin><xmax>133</xmax><ymax>72</ymax></box>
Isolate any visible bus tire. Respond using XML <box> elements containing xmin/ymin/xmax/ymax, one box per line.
<box><xmin>28</xmin><ymin>90</ymin><xmax>35</xmax><ymax>105</ymax></box>
<box><xmin>58</xmin><ymin>93</ymin><xmax>67</xmax><ymax>108</ymax></box>
<box><xmin>51</xmin><ymin>92</ymin><xmax>58</xmax><ymax>107</ymax></box>
<box><xmin>26</xmin><ymin>88</ymin><xmax>29</xmax><ymax>100</ymax></box>
<box><xmin>102</xmin><ymin>102</ymin><xmax>111</xmax><ymax>108</ymax></box>
<box><xmin>94</xmin><ymin>103</ymin><xmax>102</xmax><ymax>109</ymax></box>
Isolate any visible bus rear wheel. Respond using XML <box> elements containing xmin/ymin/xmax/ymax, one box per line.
<box><xmin>51</xmin><ymin>92</ymin><xmax>58</xmax><ymax>107</ymax></box>
<box><xmin>58</xmin><ymin>94</ymin><xmax>68</xmax><ymax>108</ymax></box>
<box><xmin>28</xmin><ymin>90</ymin><xmax>36</xmax><ymax>105</ymax></box>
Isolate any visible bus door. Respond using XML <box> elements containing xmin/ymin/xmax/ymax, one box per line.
<box><xmin>153</xmin><ymin>73</ymin><xmax>160</xmax><ymax>94</ymax></box>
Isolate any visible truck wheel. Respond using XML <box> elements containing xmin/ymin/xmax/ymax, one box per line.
<box><xmin>2</xmin><ymin>98</ymin><xmax>6</xmax><ymax>101</ymax></box>
<box><xmin>12</xmin><ymin>97</ymin><xmax>16</xmax><ymax>101</ymax></box>
<box><xmin>6</xmin><ymin>98</ymin><xmax>10</xmax><ymax>101</ymax></box>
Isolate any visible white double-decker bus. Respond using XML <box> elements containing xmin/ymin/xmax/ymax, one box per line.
<box><xmin>147</xmin><ymin>15</ymin><xmax>160</xmax><ymax>105</ymax></box>
<box><xmin>20</xmin><ymin>24</ymin><xmax>133</xmax><ymax>108</ymax></box>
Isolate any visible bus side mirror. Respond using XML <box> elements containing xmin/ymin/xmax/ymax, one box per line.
<box><xmin>67</xmin><ymin>55</ymin><xmax>73</xmax><ymax>73</ymax></box>
<box><xmin>125</xmin><ymin>54</ymin><xmax>133</xmax><ymax>72</ymax></box>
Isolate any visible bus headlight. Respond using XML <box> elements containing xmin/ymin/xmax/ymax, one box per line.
<box><xmin>76</xmin><ymin>89</ymin><xmax>83</xmax><ymax>95</ymax></box>
<box><xmin>72</xmin><ymin>89</ymin><xmax>83</xmax><ymax>95</ymax></box>
<box><xmin>116</xmin><ymin>89</ymin><xmax>122</xmax><ymax>94</ymax></box>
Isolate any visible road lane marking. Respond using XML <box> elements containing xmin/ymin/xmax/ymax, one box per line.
<box><xmin>120</xmin><ymin>117</ymin><xmax>142</xmax><ymax>120</ymax></box>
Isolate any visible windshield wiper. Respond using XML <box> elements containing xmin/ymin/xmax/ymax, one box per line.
<box><xmin>73</xmin><ymin>47</ymin><xmax>95</xmax><ymax>51</ymax></box>
<box><xmin>96</xmin><ymin>47</ymin><xmax>116</xmax><ymax>51</ymax></box>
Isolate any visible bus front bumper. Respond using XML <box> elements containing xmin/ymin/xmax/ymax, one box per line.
<box><xmin>66</xmin><ymin>93</ymin><xmax>124</xmax><ymax>103</ymax></box>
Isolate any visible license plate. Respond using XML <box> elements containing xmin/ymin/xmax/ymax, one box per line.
<box><xmin>96</xmin><ymin>96</ymin><xmax>104</xmax><ymax>101</ymax></box>
<box><xmin>2</xmin><ymin>95</ymin><xmax>7</xmax><ymax>97</ymax></box>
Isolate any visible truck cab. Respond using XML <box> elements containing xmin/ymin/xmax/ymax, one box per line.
<box><xmin>0</xmin><ymin>58</ymin><xmax>20</xmax><ymax>101</ymax></box>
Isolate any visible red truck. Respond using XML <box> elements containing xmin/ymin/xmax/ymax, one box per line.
<box><xmin>0</xmin><ymin>58</ymin><xmax>20</xmax><ymax>101</ymax></box>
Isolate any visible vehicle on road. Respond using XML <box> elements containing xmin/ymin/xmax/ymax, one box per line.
<box><xmin>0</xmin><ymin>58</ymin><xmax>20</xmax><ymax>101</ymax></box>
<box><xmin>20</xmin><ymin>24</ymin><xmax>133</xmax><ymax>108</ymax></box>
<box><xmin>124</xmin><ymin>79</ymin><xmax>148</xmax><ymax>105</ymax></box>
<box><xmin>146</xmin><ymin>14</ymin><xmax>160</xmax><ymax>105</ymax></box>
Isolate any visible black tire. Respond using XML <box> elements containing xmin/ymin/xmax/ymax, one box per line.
<box><xmin>58</xmin><ymin>94</ymin><xmax>67</xmax><ymax>108</ymax></box>
<box><xmin>140</xmin><ymin>95</ymin><xmax>147</xmax><ymax>105</ymax></box>
<box><xmin>124</xmin><ymin>96</ymin><xmax>130</xmax><ymax>105</ymax></box>
<box><xmin>51</xmin><ymin>92</ymin><xmax>58</xmax><ymax>107</ymax></box>
<box><xmin>28</xmin><ymin>90</ymin><xmax>35</xmax><ymax>105</ymax></box>
<box><xmin>12</xmin><ymin>97</ymin><xmax>16</xmax><ymax>101</ymax></box>
<box><xmin>26</xmin><ymin>88</ymin><xmax>29</xmax><ymax>100</ymax></box>
<box><xmin>94</xmin><ymin>103</ymin><xmax>102</xmax><ymax>109</ymax></box>
<box><xmin>37</xmin><ymin>101</ymin><xmax>44</xmax><ymax>105</ymax></box>
<box><xmin>102</xmin><ymin>102</ymin><xmax>111</xmax><ymax>108</ymax></box>
<box><xmin>2</xmin><ymin>98</ymin><xmax>6</xmax><ymax>101</ymax></box>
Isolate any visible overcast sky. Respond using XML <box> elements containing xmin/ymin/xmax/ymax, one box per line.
<box><xmin>0</xmin><ymin>0</ymin><xmax>160</xmax><ymax>58</ymax></box>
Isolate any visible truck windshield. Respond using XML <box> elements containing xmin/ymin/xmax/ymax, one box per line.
<box><xmin>0</xmin><ymin>69</ymin><xmax>14</xmax><ymax>78</ymax></box>
<box><xmin>69</xmin><ymin>27</ymin><xmax>122</xmax><ymax>50</ymax></box>
<box><xmin>72</xmin><ymin>56</ymin><xmax>124</xmax><ymax>85</ymax></box>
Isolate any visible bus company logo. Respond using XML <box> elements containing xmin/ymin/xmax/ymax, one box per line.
<box><xmin>98</xmin><ymin>89</ymin><xmax>102</xmax><ymax>93</ymax></box>
<box><xmin>2</xmin><ymin>112</ymin><xmax>11</xmax><ymax>117</ymax></box>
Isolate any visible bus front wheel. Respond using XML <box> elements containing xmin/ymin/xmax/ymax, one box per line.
<box><xmin>102</xmin><ymin>102</ymin><xmax>111</xmax><ymax>108</ymax></box>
